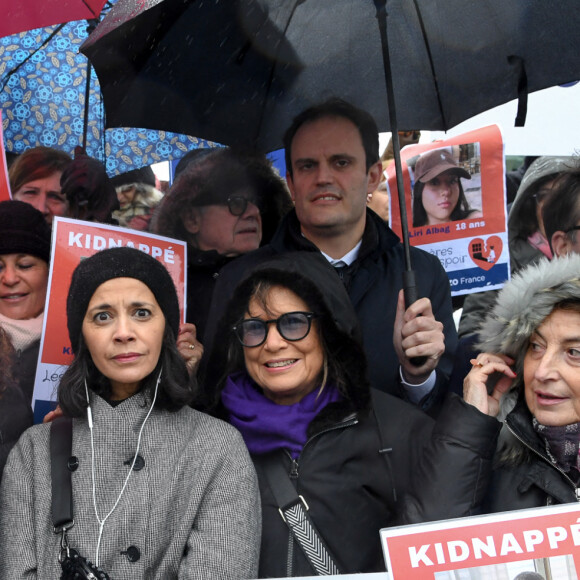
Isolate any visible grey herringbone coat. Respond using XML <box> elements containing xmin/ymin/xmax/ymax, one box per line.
<box><xmin>0</xmin><ymin>392</ymin><xmax>261</xmax><ymax>579</ymax></box>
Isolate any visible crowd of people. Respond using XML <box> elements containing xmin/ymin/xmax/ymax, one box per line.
<box><xmin>0</xmin><ymin>97</ymin><xmax>578</xmax><ymax>578</ymax></box>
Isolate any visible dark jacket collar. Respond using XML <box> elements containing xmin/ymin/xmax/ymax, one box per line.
<box><xmin>270</xmin><ymin>208</ymin><xmax>400</xmax><ymax>260</ymax></box>
<box><xmin>504</xmin><ymin>397</ymin><xmax>548</xmax><ymax>460</ymax></box>
<box><xmin>187</xmin><ymin>247</ymin><xmax>236</xmax><ymax>269</ymax></box>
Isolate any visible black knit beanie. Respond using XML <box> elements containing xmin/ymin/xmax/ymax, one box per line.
<box><xmin>0</xmin><ymin>200</ymin><xmax>51</xmax><ymax>263</ymax></box>
<box><xmin>67</xmin><ymin>247</ymin><xmax>180</xmax><ymax>353</ymax></box>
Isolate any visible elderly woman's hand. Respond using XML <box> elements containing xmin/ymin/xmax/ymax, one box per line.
<box><xmin>177</xmin><ymin>323</ymin><xmax>204</xmax><ymax>376</ymax></box>
<box><xmin>463</xmin><ymin>353</ymin><xmax>516</xmax><ymax>417</ymax></box>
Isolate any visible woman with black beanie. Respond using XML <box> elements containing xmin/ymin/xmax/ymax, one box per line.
<box><xmin>0</xmin><ymin>247</ymin><xmax>261</xmax><ymax>579</ymax></box>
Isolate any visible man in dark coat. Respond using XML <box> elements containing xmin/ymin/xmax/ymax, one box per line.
<box><xmin>203</xmin><ymin>99</ymin><xmax>456</xmax><ymax>411</ymax></box>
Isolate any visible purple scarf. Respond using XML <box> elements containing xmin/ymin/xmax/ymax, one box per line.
<box><xmin>221</xmin><ymin>371</ymin><xmax>341</xmax><ymax>459</ymax></box>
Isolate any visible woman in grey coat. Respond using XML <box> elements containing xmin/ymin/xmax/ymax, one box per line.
<box><xmin>0</xmin><ymin>247</ymin><xmax>261</xmax><ymax>579</ymax></box>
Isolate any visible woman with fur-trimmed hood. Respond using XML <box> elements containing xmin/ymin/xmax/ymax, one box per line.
<box><xmin>462</xmin><ymin>253</ymin><xmax>580</xmax><ymax>511</ymax></box>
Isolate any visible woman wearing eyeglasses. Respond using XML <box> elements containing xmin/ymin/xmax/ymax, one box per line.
<box><xmin>206</xmin><ymin>252</ymin><xmax>498</xmax><ymax>577</ymax></box>
<box><xmin>152</xmin><ymin>148</ymin><xmax>292</xmax><ymax>344</ymax></box>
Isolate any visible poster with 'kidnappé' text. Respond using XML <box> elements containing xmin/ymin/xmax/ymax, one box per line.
<box><xmin>386</xmin><ymin>125</ymin><xmax>508</xmax><ymax>296</ymax></box>
<box><xmin>31</xmin><ymin>218</ymin><xmax>187</xmax><ymax>423</ymax></box>
<box><xmin>381</xmin><ymin>503</ymin><xmax>580</xmax><ymax>580</ymax></box>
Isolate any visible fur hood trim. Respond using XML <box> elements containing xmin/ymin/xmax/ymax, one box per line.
<box><xmin>477</xmin><ymin>254</ymin><xmax>580</xmax><ymax>419</ymax></box>
<box><xmin>478</xmin><ymin>254</ymin><xmax>580</xmax><ymax>356</ymax></box>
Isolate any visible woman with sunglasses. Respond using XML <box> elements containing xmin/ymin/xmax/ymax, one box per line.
<box><xmin>206</xmin><ymin>252</ymin><xmax>498</xmax><ymax>577</ymax></box>
<box><xmin>153</xmin><ymin>148</ymin><xmax>292</xmax><ymax>344</ymax></box>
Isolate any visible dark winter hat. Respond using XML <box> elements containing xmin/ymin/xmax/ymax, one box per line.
<box><xmin>66</xmin><ymin>247</ymin><xmax>179</xmax><ymax>353</ymax></box>
<box><xmin>60</xmin><ymin>149</ymin><xmax>119</xmax><ymax>221</ymax></box>
<box><xmin>0</xmin><ymin>200</ymin><xmax>51</xmax><ymax>263</ymax></box>
<box><xmin>110</xmin><ymin>166</ymin><xmax>156</xmax><ymax>189</ymax></box>
<box><xmin>173</xmin><ymin>148</ymin><xmax>214</xmax><ymax>180</ymax></box>
<box><xmin>414</xmin><ymin>149</ymin><xmax>471</xmax><ymax>183</ymax></box>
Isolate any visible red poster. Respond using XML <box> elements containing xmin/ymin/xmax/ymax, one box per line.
<box><xmin>381</xmin><ymin>504</ymin><xmax>580</xmax><ymax>579</ymax></box>
<box><xmin>386</xmin><ymin>125</ymin><xmax>508</xmax><ymax>296</ymax></box>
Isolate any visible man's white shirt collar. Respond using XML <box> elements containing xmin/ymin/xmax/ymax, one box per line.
<box><xmin>320</xmin><ymin>239</ymin><xmax>362</xmax><ymax>267</ymax></box>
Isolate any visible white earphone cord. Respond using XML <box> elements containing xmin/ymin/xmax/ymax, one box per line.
<box><xmin>85</xmin><ymin>370</ymin><xmax>162</xmax><ymax>567</ymax></box>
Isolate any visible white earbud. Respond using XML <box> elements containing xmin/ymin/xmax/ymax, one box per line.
<box><xmin>85</xmin><ymin>379</ymin><xmax>93</xmax><ymax>430</ymax></box>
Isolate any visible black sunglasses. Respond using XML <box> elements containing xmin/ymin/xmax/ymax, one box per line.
<box><xmin>226</xmin><ymin>195</ymin><xmax>257</xmax><ymax>216</ymax></box>
<box><xmin>233</xmin><ymin>311</ymin><xmax>316</xmax><ymax>347</ymax></box>
<box><xmin>565</xmin><ymin>225</ymin><xmax>580</xmax><ymax>234</ymax></box>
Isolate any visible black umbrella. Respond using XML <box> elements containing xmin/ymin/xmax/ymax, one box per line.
<box><xmin>81</xmin><ymin>0</ymin><xmax>580</xmax><ymax>300</ymax></box>
<box><xmin>81</xmin><ymin>0</ymin><xmax>580</xmax><ymax>149</ymax></box>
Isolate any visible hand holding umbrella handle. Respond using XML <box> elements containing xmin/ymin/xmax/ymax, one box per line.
<box><xmin>402</xmin><ymin>270</ymin><xmax>428</xmax><ymax>367</ymax></box>
<box><xmin>374</xmin><ymin>0</ymin><xmax>427</xmax><ymax>368</ymax></box>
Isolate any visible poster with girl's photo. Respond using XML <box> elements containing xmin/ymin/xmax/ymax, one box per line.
<box><xmin>386</xmin><ymin>125</ymin><xmax>508</xmax><ymax>296</ymax></box>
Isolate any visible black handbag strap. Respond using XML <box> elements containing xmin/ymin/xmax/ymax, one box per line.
<box><xmin>259</xmin><ymin>453</ymin><xmax>342</xmax><ymax>576</ymax></box>
<box><xmin>50</xmin><ymin>416</ymin><xmax>74</xmax><ymax>533</ymax></box>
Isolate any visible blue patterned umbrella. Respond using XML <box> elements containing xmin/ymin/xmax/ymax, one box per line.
<box><xmin>0</xmin><ymin>3</ymin><xmax>218</xmax><ymax>176</ymax></box>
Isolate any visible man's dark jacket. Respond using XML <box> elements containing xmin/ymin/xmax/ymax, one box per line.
<box><xmin>202</xmin><ymin>209</ymin><xmax>457</xmax><ymax>410</ymax></box>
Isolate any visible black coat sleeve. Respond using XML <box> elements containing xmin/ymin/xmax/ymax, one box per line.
<box><xmin>400</xmin><ymin>394</ymin><xmax>502</xmax><ymax>524</ymax></box>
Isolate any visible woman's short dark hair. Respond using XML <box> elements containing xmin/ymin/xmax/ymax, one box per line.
<box><xmin>9</xmin><ymin>146</ymin><xmax>72</xmax><ymax>192</ymax></box>
<box><xmin>58</xmin><ymin>325</ymin><xmax>196</xmax><ymax>417</ymax></box>
<box><xmin>412</xmin><ymin>179</ymin><xmax>472</xmax><ymax>227</ymax></box>
<box><xmin>542</xmin><ymin>167</ymin><xmax>580</xmax><ymax>249</ymax></box>
<box><xmin>203</xmin><ymin>268</ymin><xmax>370</xmax><ymax>413</ymax></box>
<box><xmin>516</xmin><ymin>174</ymin><xmax>563</xmax><ymax>240</ymax></box>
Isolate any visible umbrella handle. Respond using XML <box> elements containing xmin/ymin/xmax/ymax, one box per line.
<box><xmin>403</xmin><ymin>271</ymin><xmax>428</xmax><ymax>367</ymax></box>
<box><xmin>373</xmin><ymin>0</ymin><xmax>428</xmax><ymax>369</ymax></box>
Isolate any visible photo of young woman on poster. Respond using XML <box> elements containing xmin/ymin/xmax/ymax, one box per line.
<box><xmin>412</xmin><ymin>148</ymin><xmax>483</xmax><ymax>228</ymax></box>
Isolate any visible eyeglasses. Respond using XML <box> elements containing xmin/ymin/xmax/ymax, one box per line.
<box><xmin>233</xmin><ymin>311</ymin><xmax>316</xmax><ymax>347</ymax></box>
<box><xmin>226</xmin><ymin>195</ymin><xmax>257</xmax><ymax>216</ymax></box>
<box><xmin>565</xmin><ymin>225</ymin><xmax>580</xmax><ymax>234</ymax></box>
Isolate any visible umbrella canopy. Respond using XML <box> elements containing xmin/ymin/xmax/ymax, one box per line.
<box><xmin>81</xmin><ymin>0</ymin><xmax>580</xmax><ymax>153</ymax></box>
<box><xmin>2</xmin><ymin>0</ymin><xmax>108</xmax><ymax>38</ymax></box>
<box><xmin>0</xmin><ymin>4</ymin><xmax>217</xmax><ymax>176</ymax></box>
